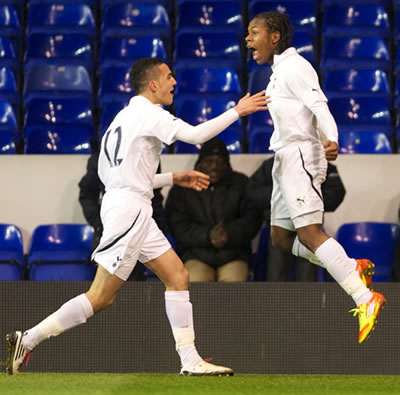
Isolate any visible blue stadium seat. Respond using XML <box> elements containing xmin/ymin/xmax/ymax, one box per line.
<box><xmin>98</xmin><ymin>36</ymin><xmax>167</xmax><ymax>70</ymax></box>
<box><xmin>101</xmin><ymin>2</ymin><xmax>170</xmax><ymax>42</ymax></box>
<box><xmin>99</xmin><ymin>101</ymin><xmax>128</xmax><ymax>138</ymax></box>
<box><xmin>248</xmin><ymin>130</ymin><xmax>274</xmax><ymax>154</ymax></box>
<box><xmin>0</xmin><ymin>100</ymin><xmax>18</xmax><ymax>138</ymax></box>
<box><xmin>101</xmin><ymin>0</ymin><xmax>173</xmax><ymax>12</ymax></box>
<box><xmin>24</xmin><ymin>127</ymin><xmax>92</xmax><ymax>154</ymax></box>
<box><xmin>249</xmin><ymin>1</ymin><xmax>317</xmax><ymax>35</ymax></box>
<box><xmin>0</xmin><ymin>66</ymin><xmax>18</xmax><ymax>104</ymax></box>
<box><xmin>28</xmin><ymin>224</ymin><xmax>94</xmax><ymax>266</ymax></box>
<box><xmin>174</xmin><ymin>67</ymin><xmax>242</xmax><ymax>104</ymax></box>
<box><xmin>174</xmin><ymin>129</ymin><xmax>241</xmax><ymax>153</ymax></box>
<box><xmin>97</xmin><ymin>65</ymin><xmax>133</xmax><ymax>105</ymax></box>
<box><xmin>394</xmin><ymin>45</ymin><xmax>400</xmax><ymax>75</ymax></box>
<box><xmin>0</xmin><ymin>4</ymin><xmax>20</xmax><ymax>37</ymax></box>
<box><xmin>247</xmin><ymin>110</ymin><xmax>274</xmax><ymax>139</ymax></box>
<box><xmin>322</xmin><ymin>4</ymin><xmax>391</xmax><ymax>39</ymax></box>
<box><xmin>321</xmin><ymin>0</ymin><xmax>391</xmax><ymax>7</ymax></box>
<box><xmin>0</xmin><ymin>223</ymin><xmax>24</xmax><ymax>280</ymax></box>
<box><xmin>328</xmin><ymin>97</ymin><xmax>393</xmax><ymax>137</ymax></box>
<box><xmin>23</xmin><ymin>64</ymin><xmax>93</xmax><ymax>106</ymax></box>
<box><xmin>339</xmin><ymin>130</ymin><xmax>393</xmax><ymax>154</ymax></box>
<box><xmin>248</xmin><ymin>67</ymin><xmax>272</xmax><ymax>94</ymax></box>
<box><xmin>27</xmin><ymin>0</ymin><xmax>98</xmax><ymax>7</ymax></box>
<box><xmin>24</xmin><ymin>98</ymin><xmax>94</xmax><ymax>139</ymax></box>
<box><xmin>320</xmin><ymin>36</ymin><xmax>391</xmax><ymax>74</ymax></box>
<box><xmin>174</xmin><ymin>97</ymin><xmax>244</xmax><ymax>138</ymax></box>
<box><xmin>336</xmin><ymin>222</ymin><xmax>400</xmax><ymax>282</ymax></box>
<box><xmin>174</xmin><ymin>32</ymin><xmax>243</xmax><ymax>72</ymax></box>
<box><xmin>0</xmin><ymin>130</ymin><xmax>16</xmax><ymax>153</ymax></box>
<box><xmin>323</xmin><ymin>69</ymin><xmax>391</xmax><ymax>103</ymax></box>
<box><xmin>24</xmin><ymin>33</ymin><xmax>94</xmax><ymax>73</ymax></box>
<box><xmin>29</xmin><ymin>262</ymin><xmax>96</xmax><ymax>281</ymax></box>
<box><xmin>0</xmin><ymin>35</ymin><xmax>18</xmax><ymax>72</ymax></box>
<box><xmin>26</xmin><ymin>3</ymin><xmax>96</xmax><ymax>38</ymax></box>
<box><xmin>175</xmin><ymin>1</ymin><xmax>244</xmax><ymax>36</ymax></box>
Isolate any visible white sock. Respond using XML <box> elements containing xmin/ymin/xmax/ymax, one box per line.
<box><xmin>165</xmin><ymin>290</ymin><xmax>202</xmax><ymax>368</ymax></box>
<box><xmin>292</xmin><ymin>236</ymin><xmax>324</xmax><ymax>267</ymax></box>
<box><xmin>314</xmin><ymin>238</ymin><xmax>372</xmax><ymax>305</ymax></box>
<box><xmin>22</xmin><ymin>293</ymin><xmax>94</xmax><ymax>351</ymax></box>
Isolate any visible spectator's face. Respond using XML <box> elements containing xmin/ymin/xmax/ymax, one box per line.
<box><xmin>198</xmin><ymin>155</ymin><xmax>228</xmax><ymax>184</ymax></box>
<box><xmin>152</xmin><ymin>63</ymin><xmax>177</xmax><ymax>106</ymax></box>
<box><xmin>246</xmin><ymin>18</ymin><xmax>279</xmax><ymax>65</ymax></box>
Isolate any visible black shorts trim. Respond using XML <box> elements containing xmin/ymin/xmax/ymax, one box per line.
<box><xmin>297</xmin><ymin>147</ymin><xmax>323</xmax><ymax>202</ymax></box>
<box><xmin>96</xmin><ymin>210</ymin><xmax>141</xmax><ymax>254</ymax></box>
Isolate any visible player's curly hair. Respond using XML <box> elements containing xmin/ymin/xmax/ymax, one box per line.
<box><xmin>253</xmin><ymin>11</ymin><xmax>293</xmax><ymax>54</ymax></box>
<box><xmin>129</xmin><ymin>57</ymin><xmax>164</xmax><ymax>94</ymax></box>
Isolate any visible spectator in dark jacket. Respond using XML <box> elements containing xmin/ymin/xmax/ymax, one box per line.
<box><xmin>247</xmin><ymin>156</ymin><xmax>346</xmax><ymax>281</ymax></box>
<box><xmin>166</xmin><ymin>138</ymin><xmax>262</xmax><ymax>282</ymax></box>
<box><xmin>78</xmin><ymin>151</ymin><xmax>169</xmax><ymax>280</ymax></box>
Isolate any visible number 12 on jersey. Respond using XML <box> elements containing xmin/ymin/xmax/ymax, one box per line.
<box><xmin>103</xmin><ymin>126</ymin><xmax>123</xmax><ymax>167</ymax></box>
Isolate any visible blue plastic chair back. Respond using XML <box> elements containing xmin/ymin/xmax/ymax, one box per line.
<box><xmin>174</xmin><ymin>67</ymin><xmax>242</xmax><ymax>103</ymax></box>
<box><xmin>24</xmin><ymin>127</ymin><xmax>92</xmax><ymax>154</ymax></box>
<box><xmin>98</xmin><ymin>65</ymin><xmax>134</xmax><ymax>105</ymax></box>
<box><xmin>23</xmin><ymin>64</ymin><xmax>93</xmax><ymax>106</ymax></box>
<box><xmin>321</xmin><ymin>0</ymin><xmax>391</xmax><ymax>7</ymax></box>
<box><xmin>339</xmin><ymin>130</ymin><xmax>392</xmax><ymax>154</ymax></box>
<box><xmin>0</xmin><ymin>224</ymin><xmax>24</xmax><ymax>264</ymax></box>
<box><xmin>0</xmin><ymin>263</ymin><xmax>23</xmax><ymax>280</ymax></box>
<box><xmin>99</xmin><ymin>36</ymin><xmax>167</xmax><ymax>70</ymax></box>
<box><xmin>320</xmin><ymin>36</ymin><xmax>391</xmax><ymax>73</ymax></box>
<box><xmin>27</xmin><ymin>3</ymin><xmax>96</xmax><ymax>37</ymax></box>
<box><xmin>176</xmin><ymin>1</ymin><xmax>244</xmax><ymax>36</ymax></box>
<box><xmin>0</xmin><ymin>130</ymin><xmax>16</xmax><ymax>153</ymax></box>
<box><xmin>24</xmin><ymin>98</ymin><xmax>94</xmax><ymax>138</ymax></box>
<box><xmin>249</xmin><ymin>1</ymin><xmax>316</xmax><ymax>34</ymax></box>
<box><xmin>0</xmin><ymin>66</ymin><xmax>17</xmax><ymax>103</ymax></box>
<box><xmin>28</xmin><ymin>224</ymin><xmax>94</xmax><ymax>266</ymax></box>
<box><xmin>323</xmin><ymin>69</ymin><xmax>391</xmax><ymax>103</ymax></box>
<box><xmin>0</xmin><ymin>4</ymin><xmax>20</xmax><ymax>37</ymax></box>
<box><xmin>248</xmin><ymin>130</ymin><xmax>274</xmax><ymax>153</ymax></box>
<box><xmin>0</xmin><ymin>99</ymin><xmax>17</xmax><ymax>136</ymax></box>
<box><xmin>328</xmin><ymin>97</ymin><xmax>393</xmax><ymax>136</ymax></box>
<box><xmin>29</xmin><ymin>262</ymin><xmax>96</xmax><ymax>281</ymax></box>
<box><xmin>248</xmin><ymin>67</ymin><xmax>272</xmax><ymax>94</ymax></box>
<box><xmin>174</xmin><ymin>32</ymin><xmax>242</xmax><ymax>71</ymax></box>
<box><xmin>336</xmin><ymin>222</ymin><xmax>400</xmax><ymax>281</ymax></box>
<box><xmin>24</xmin><ymin>33</ymin><xmax>94</xmax><ymax>72</ymax></box>
<box><xmin>0</xmin><ymin>35</ymin><xmax>18</xmax><ymax>71</ymax></box>
<box><xmin>101</xmin><ymin>2</ymin><xmax>170</xmax><ymax>40</ymax></box>
<box><xmin>322</xmin><ymin>5</ymin><xmax>390</xmax><ymax>38</ymax></box>
<box><xmin>99</xmin><ymin>101</ymin><xmax>128</xmax><ymax>138</ymax></box>
<box><xmin>247</xmin><ymin>110</ymin><xmax>274</xmax><ymax>139</ymax></box>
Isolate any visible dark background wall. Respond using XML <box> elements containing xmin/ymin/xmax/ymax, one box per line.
<box><xmin>1</xmin><ymin>282</ymin><xmax>398</xmax><ymax>374</ymax></box>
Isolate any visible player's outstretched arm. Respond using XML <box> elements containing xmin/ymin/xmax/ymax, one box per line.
<box><xmin>173</xmin><ymin>171</ymin><xmax>210</xmax><ymax>191</ymax></box>
<box><xmin>175</xmin><ymin>91</ymin><xmax>271</xmax><ymax>145</ymax></box>
<box><xmin>234</xmin><ymin>90</ymin><xmax>271</xmax><ymax>117</ymax></box>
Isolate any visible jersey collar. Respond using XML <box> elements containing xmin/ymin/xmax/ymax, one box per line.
<box><xmin>272</xmin><ymin>47</ymin><xmax>297</xmax><ymax>70</ymax></box>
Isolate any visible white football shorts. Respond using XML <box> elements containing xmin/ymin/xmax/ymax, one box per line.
<box><xmin>271</xmin><ymin>141</ymin><xmax>327</xmax><ymax>231</ymax></box>
<box><xmin>92</xmin><ymin>189</ymin><xmax>171</xmax><ymax>281</ymax></box>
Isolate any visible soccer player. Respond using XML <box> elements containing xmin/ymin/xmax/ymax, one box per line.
<box><xmin>5</xmin><ymin>58</ymin><xmax>270</xmax><ymax>376</ymax></box>
<box><xmin>245</xmin><ymin>12</ymin><xmax>386</xmax><ymax>343</ymax></box>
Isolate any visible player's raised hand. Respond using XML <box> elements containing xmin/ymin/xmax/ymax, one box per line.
<box><xmin>324</xmin><ymin>140</ymin><xmax>339</xmax><ymax>161</ymax></box>
<box><xmin>234</xmin><ymin>90</ymin><xmax>271</xmax><ymax>117</ymax></box>
<box><xmin>173</xmin><ymin>170</ymin><xmax>210</xmax><ymax>191</ymax></box>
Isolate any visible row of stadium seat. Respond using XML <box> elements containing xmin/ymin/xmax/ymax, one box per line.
<box><xmin>1</xmin><ymin>222</ymin><xmax>399</xmax><ymax>281</ymax></box>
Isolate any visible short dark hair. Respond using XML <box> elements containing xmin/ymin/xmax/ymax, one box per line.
<box><xmin>129</xmin><ymin>57</ymin><xmax>164</xmax><ymax>94</ymax></box>
<box><xmin>253</xmin><ymin>11</ymin><xmax>293</xmax><ymax>54</ymax></box>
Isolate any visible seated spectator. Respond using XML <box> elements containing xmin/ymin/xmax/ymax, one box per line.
<box><xmin>166</xmin><ymin>138</ymin><xmax>262</xmax><ymax>282</ymax></box>
<box><xmin>247</xmin><ymin>156</ymin><xmax>346</xmax><ymax>281</ymax></box>
<box><xmin>78</xmin><ymin>150</ymin><xmax>169</xmax><ymax>280</ymax></box>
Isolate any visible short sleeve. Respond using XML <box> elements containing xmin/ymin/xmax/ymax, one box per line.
<box><xmin>145</xmin><ymin>106</ymin><xmax>189</xmax><ymax>145</ymax></box>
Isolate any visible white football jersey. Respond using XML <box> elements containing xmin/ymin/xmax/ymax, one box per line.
<box><xmin>98</xmin><ymin>95</ymin><xmax>187</xmax><ymax>199</ymax></box>
<box><xmin>266</xmin><ymin>47</ymin><xmax>328</xmax><ymax>151</ymax></box>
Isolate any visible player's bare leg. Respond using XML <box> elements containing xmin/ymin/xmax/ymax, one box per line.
<box><xmin>145</xmin><ymin>248</ymin><xmax>233</xmax><ymax>376</ymax></box>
